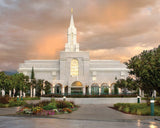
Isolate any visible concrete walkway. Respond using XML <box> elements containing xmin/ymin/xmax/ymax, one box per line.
<box><xmin>0</xmin><ymin>104</ymin><xmax>157</xmax><ymax>120</ymax></box>
<box><xmin>0</xmin><ymin>107</ymin><xmax>21</xmax><ymax>116</ymax></box>
<box><xmin>52</xmin><ymin>104</ymin><xmax>156</xmax><ymax>121</ymax></box>
<box><xmin>0</xmin><ymin>104</ymin><xmax>160</xmax><ymax>128</ymax></box>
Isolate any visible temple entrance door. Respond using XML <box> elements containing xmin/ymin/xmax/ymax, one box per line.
<box><xmin>91</xmin><ymin>83</ymin><xmax>99</xmax><ymax>95</ymax></box>
<box><xmin>85</xmin><ymin>86</ymin><xmax>89</xmax><ymax>95</ymax></box>
<box><xmin>101</xmin><ymin>83</ymin><xmax>109</xmax><ymax>95</ymax></box>
<box><xmin>55</xmin><ymin>83</ymin><xmax>62</xmax><ymax>94</ymax></box>
<box><xmin>65</xmin><ymin>86</ymin><xmax>68</xmax><ymax>95</ymax></box>
<box><xmin>71</xmin><ymin>81</ymin><xmax>83</xmax><ymax>95</ymax></box>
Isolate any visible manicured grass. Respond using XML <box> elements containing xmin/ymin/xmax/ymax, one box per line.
<box><xmin>114</xmin><ymin>103</ymin><xmax>160</xmax><ymax>116</ymax></box>
<box><xmin>0</xmin><ymin>103</ymin><xmax>9</xmax><ymax>108</ymax></box>
<box><xmin>141</xmin><ymin>97</ymin><xmax>160</xmax><ymax>101</ymax></box>
<box><xmin>0</xmin><ymin>100</ymin><xmax>26</xmax><ymax>108</ymax></box>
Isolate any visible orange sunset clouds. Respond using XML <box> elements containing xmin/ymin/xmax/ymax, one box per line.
<box><xmin>0</xmin><ymin>0</ymin><xmax>159</xmax><ymax>71</ymax></box>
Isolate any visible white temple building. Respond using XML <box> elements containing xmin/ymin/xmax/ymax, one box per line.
<box><xmin>18</xmin><ymin>10</ymin><xmax>129</xmax><ymax>95</ymax></box>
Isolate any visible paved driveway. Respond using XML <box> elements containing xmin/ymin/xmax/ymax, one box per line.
<box><xmin>0</xmin><ymin>107</ymin><xmax>21</xmax><ymax>116</ymax></box>
<box><xmin>0</xmin><ymin>104</ymin><xmax>160</xmax><ymax>128</ymax></box>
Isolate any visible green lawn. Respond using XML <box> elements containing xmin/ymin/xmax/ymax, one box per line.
<box><xmin>114</xmin><ymin>103</ymin><xmax>160</xmax><ymax>116</ymax></box>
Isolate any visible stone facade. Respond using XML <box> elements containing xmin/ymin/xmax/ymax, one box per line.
<box><xmin>18</xmin><ymin>12</ymin><xmax>129</xmax><ymax>95</ymax></box>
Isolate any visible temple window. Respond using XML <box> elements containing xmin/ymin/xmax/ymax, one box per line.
<box><xmin>70</xmin><ymin>59</ymin><xmax>79</xmax><ymax>76</ymax></box>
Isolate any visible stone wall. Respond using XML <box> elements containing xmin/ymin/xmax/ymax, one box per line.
<box><xmin>40</xmin><ymin>97</ymin><xmax>137</xmax><ymax>105</ymax></box>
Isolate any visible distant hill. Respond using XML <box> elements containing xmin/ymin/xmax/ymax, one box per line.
<box><xmin>4</xmin><ymin>70</ymin><xmax>17</xmax><ymax>75</ymax></box>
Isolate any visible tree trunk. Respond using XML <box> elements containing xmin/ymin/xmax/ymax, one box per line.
<box><xmin>153</xmin><ymin>90</ymin><xmax>156</xmax><ymax>98</ymax></box>
<box><xmin>9</xmin><ymin>90</ymin><xmax>12</xmax><ymax>97</ymax></box>
<box><xmin>20</xmin><ymin>90</ymin><xmax>22</xmax><ymax>97</ymax></box>
<box><xmin>141</xmin><ymin>90</ymin><xmax>144</xmax><ymax>97</ymax></box>
<box><xmin>30</xmin><ymin>85</ymin><xmax>33</xmax><ymax>97</ymax></box>
<box><xmin>41</xmin><ymin>89</ymin><xmax>43</xmax><ymax>96</ymax></box>
<box><xmin>2</xmin><ymin>89</ymin><xmax>5</xmax><ymax>96</ymax></box>
<box><xmin>13</xmin><ymin>88</ymin><xmax>15</xmax><ymax>97</ymax></box>
<box><xmin>23</xmin><ymin>92</ymin><xmax>26</xmax><ymax>97</ymax></box>
<box><xmin>33</xmin><ymin>88</ymin><xmax>36</xmax><ymax>97</ymax></box>
<box><xmin>139</xmin><ymin>88</ymin><xmax>142</xmax><ymax>96</ymax></box>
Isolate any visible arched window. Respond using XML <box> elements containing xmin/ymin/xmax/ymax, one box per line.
<box><xmin>91</xmin><ymin>83</ymin><xmax>99</xmax><ymax>95</ymax></box>
<box><xmin>55</xmin><ymin>83</ymin><xmax>62</xmax><ymax>94</ymax></box>
<box><xmin>70</xmin><ymin>59</ymin><xmax>79</xmax><ymax>76</ymax></box>
<box><xmin>101</xmin><ymin>83</ymin><xmax>109</xmax><ymax>95</ymax></box>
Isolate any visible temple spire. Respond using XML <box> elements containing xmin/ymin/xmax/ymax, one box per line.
<box><xmin>65</xmin><ymin>8</ymin><xmax>79</xmax><ymax>52</ymax></box>
<box><xmin>69</xmin><ymin>8</ymin><xmax>75</xmax><ymax>27</ymax></box>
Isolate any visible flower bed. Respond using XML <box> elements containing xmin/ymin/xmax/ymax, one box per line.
<box><xmin>16</xmin><ymin>99</ymin><xmax>78</xmax><ymax>116</ymax></box>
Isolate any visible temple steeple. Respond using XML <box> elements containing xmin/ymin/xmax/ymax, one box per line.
<box><xmin>70</xmin><ymin>8</ymin><xmax>75</xmax><ymax>27</ymax></box>
<box><xmin>65</xmin><ymin>8</ymin><xmax>79</xmax><ymax>52</ymax></box>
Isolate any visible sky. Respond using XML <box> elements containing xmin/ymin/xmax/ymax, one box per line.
<box><xmin>0</xmin><ymin>0</ymin><xmax>160</xmax><ymax>71</ymax></box>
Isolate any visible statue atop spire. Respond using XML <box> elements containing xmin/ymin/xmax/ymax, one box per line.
<box><xmin>71</xmin><ymin>8</ymin><xmax>73</xmax><ymax>14</ymax></box>
<box><xmin>69</xmin><ymin>8</ymin><xmax>75</xmax><ymax>28</ymax></box>
<box><xmin>65</xmin><ymin>9</ymin><xmax>79</xmax><ymax>52</ymax></box>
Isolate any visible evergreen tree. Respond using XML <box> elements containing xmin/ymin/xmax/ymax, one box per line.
<box><xmin>44</xmin><ymin>81</ymin><xmax>51</xmax><ymax>94</ymax></box>
<box><xmin>31</xmin><ymin>67</ymin><xmax>35</xmax><ymax>79</ymax></box>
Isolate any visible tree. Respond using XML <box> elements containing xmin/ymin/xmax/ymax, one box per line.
<box><xmin>44</xmin><ymin>81</ymin><xmax>51</xmax><ymax>94</ymax></box>
<box><xmin>0</xmin><ymin>72</ymin><xmax>7</xmax><ymax>90</ymax></box>
<box><xmin>30</xmin><ymin>67</ymin><xmax>36</xmax><ymax>97</ymax></box>
<box><xmin>36</xmin><ymin>79</ymin><xmax>44</xmax><ymax>97</ymax></box>
<box><xmin>115</xmin><ymin>77</ymin><xmax>138</xmax><ymax>94</ymax></box>
<box><xmin>31</xmin><ymin>67</ymin><xmax>35</xmax><ymax>79</ymax></box>
<box><xmin>4</xmin><ymin>75</ymin><xmax>13</xmax><ymax>95</ymax></box>
<box><xmin>11</xmin><ymin>73</ymin><xmax>30</xmax><ymax>96</ymax></box>
<box><xmin>125</xmin><ymin>45</ymin><xmax>160</xmax><ymax>96</ymax></box>
<box><xmin>0</xmin><ymin>72</ymin><xmax>7</xmax><ymax>96</ymax></box>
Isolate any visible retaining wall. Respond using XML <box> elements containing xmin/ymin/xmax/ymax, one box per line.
<box><xmin>40</xmin><ymin>97</ymin><xmax>137</xmax><ymax>104</ymax></box>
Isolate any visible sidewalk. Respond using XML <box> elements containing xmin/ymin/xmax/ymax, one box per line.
<box><xmin>0</xmin><ymin>107</ymin><xmax>21</xmax><ymax>116</ymax></box>
<box><xmin>52</xmin><ymin>104</ymin><xmax>157</xmax><ymax>121</ymax></box>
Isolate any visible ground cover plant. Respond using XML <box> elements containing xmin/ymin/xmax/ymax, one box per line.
<box><xmin>17</xmin><ymin>98</ymin><xmax>78</xmax><ymax>116</ymax></box>
<box><xmin>113</xmin><ymin>103</ymin><xmax>160</xmax><ymax>116</ymax></box>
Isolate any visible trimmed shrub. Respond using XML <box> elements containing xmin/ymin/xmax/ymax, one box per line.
<box><xmin>114</xmin><ymin>103</ymin><xmax>156</xmax><ymax>115</ymax></box>
<box><xmin>0</xmin><ymin>103</ymin><xmax>7</xmax><ymax>107</ymax></box>
<box><xmin>35</xmin><ymin>100</ymin><xmax>51</xmax><ymax>107</ymax></box>
<box><xmin>140</xmin><ymin>108</ymin><xmax>150</xmax><ymax>115</ymax></box>
<box><xmin>0</xmin><ymin>95</ymin><xmax>10</xmax><ymax>104</ymax></box>
<box><xmin>24</xmin><ymin>103</ymin><xmax>34</xmax><ymax>108</ymax></box>
<box><xmin>8</xmin><ymin>99</ymin><xmax>26</xmax><ymax>107</ymax></box>
<box><xmin>123</xmin><ymin>107</ymin><xmax>130</xmax><ymax>113</ymax></box>
<box><xmin>130</xmin><ymin>108</ymin><xmax>137</xmax><ymax>114</ymax></box>
<box><xmin>56</xmin><ymin>100</ymin><xmax>74</xmax><ymax>108</ymax></box>
<box><xmin>136</xmin><ymin>109</ymin><xmax>142</xmax><ymax>115</ymax></box>
<box><xmin>43</xmin><ymin>102</ymin><xmax>57</xmax><ymax>110</ymax></box>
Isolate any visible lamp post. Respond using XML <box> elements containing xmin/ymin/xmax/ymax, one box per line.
<box><xmin>63</xmin><ymin>96</ymin><xmax>66</xmax><ymax>101</ymax></box>
<box><xmin>17</xmin><ymin>95</ymin><xmax>19</xmax><ymax>101</ymax></box>
<box><xmin>137</xmin><ymin>96</ymin><xmax>141</xmax><ymax>103</ymax></box>
<box><xmin>150</xmin><ymin>99</ymin><xmax>154</xmax><ymax>116</ymax></box>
